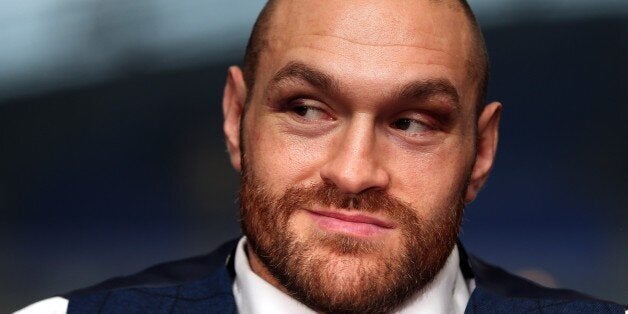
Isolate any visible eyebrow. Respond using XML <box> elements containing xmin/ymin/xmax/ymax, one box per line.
<box><xmin>395</xmin><ymin>79</ymin><xmax>460</xmax><ymax>111</ymax></box>
<box><xmin>268</xmin><ymin>61</ymin><xmax>340</xmax><ymax>95</ymax></box>
<box><xmin>267</xmin><ymin>61</ymin><xmax>459</xmax><ymax>110</ymax></box>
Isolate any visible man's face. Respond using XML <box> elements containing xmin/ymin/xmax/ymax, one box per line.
<box><xmin>223</xmin><ymin>0</ymin><xmax>500</xmax><ymax>312</ymax></box>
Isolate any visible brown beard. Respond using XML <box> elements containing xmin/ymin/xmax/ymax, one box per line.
<box><xmin>239</xmin><ymin>165</ymin><xmax>465</xmax><ymax>313</ymax></box>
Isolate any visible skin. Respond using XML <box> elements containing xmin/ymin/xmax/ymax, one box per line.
<box><xmin>223</xmin><ymin>0</ymin><xmax>501</xmax><ymax>302</ymax></box>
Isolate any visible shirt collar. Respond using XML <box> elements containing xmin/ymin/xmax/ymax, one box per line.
<box><xmin>232</xmin><ymin>237</ymin><xmax>472</xmax><ymax>314</ymax></box>
<box><xmin>232</xmin><ymin>237</ymin><xmax>316</xmax><ymax>314</ymax></box>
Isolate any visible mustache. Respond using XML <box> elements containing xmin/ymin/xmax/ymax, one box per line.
<box><xmin>278</xmin><ymin>181</ymin><xmax>416</xmax><ymax>218</ymax></box>
<box><xmin>239</xmin><ymin>167</ymin><xmax>431</xmax><ymax>232</ymax></box>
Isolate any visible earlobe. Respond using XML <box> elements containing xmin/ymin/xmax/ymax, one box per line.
<box><xmin>222</xmin><ymin>66</ymin><xmax>247</xmax><ymax>172</ymax></box>
<box><xmin>465</xmin><ymin>101</ymin><xmax>502</xmax><ymax>203</ymax></box>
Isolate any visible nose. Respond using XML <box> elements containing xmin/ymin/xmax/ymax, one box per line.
<box><xmin>319</xmin><ymin>117</ymin><xmax>390</xmax><ymax>194</ymax></box>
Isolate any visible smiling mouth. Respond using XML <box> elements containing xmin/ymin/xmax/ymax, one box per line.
<box><xmin>306</xmin><ymin>209</ymin><xmax>394</xmax><ymax>237</ymax></box>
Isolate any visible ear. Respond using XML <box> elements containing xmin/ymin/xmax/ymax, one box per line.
<box><xmin>222</xmin><ymin>66</ymin><xmax>247</xmax><ymax>172</ymax></box>
<box><xmin>465</xmin><ymin>101</ymin><xmax>502</xmax><ymax>203</ymax></box>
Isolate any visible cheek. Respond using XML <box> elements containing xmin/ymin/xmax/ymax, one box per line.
<box><xmin>387</xmin><ymin>141</ymin><xmax>473</xmax><ymax>218</ymax></box>
<box><xmin>244</xmin><ymin>117</ymin><xmax>330</xmax><ymax>191</ymax></box>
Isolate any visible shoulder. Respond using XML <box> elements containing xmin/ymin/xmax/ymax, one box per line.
<box><xmin>17</xmin><ymin>239</ymin><xmax>240</xmax><ymax>314</ymax></box>
<box><xmin>464</xmin><ymin>251</ymin><xmax>627</xmax><ymax>313</ymax></box>
<box><xmin>67</xmin><ymin>238</ymin><xmax>240</xmax><ymax>313</ymax></box>
<box><xmin>66</xmin><ymin>238</ymin><xmax>239</xmax><ymax>298</ymax></box>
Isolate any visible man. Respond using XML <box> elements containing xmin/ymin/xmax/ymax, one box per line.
<box><xmin>17</xmin><ymin>0</ymin><xmax>626</xmax><ymax>313</ymax></box>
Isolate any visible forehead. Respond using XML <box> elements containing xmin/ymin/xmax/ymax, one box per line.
<box><xmin>256</xmin><ymin>0</ymin><xmax>477</xmax><ymax>106</ymax></box>
<box><xmin>272</xmin><ymin>0</ymin><xmax>470</xmax><ymax>48</ymax></box>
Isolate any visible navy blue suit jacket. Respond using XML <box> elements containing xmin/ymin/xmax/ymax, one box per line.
<box><xmin>65</xmin><ymin>239</ymin><xmax>626</xmax><ymax>313</ymax></box>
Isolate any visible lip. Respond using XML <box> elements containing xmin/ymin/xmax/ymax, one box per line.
<box><xmin>306</xmin><ymin>209</ymin><xmax>394</xmax><ymax>237</ymax></box>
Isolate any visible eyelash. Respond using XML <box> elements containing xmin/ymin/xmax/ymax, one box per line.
<box><xmin>391</xmin><ymin>118</ymin><xmax>428</xmax><ymax>132</ymax></box>
<box><xmin>281</xmin><ymin>98</ymin><xmax>333</xmax><ymax>119</ymax></box>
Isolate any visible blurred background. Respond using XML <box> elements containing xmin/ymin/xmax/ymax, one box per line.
<box><xmin>1</xmin><ymin>0</ymin><xmax>626</xmax><ymax>311</ymax></box>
